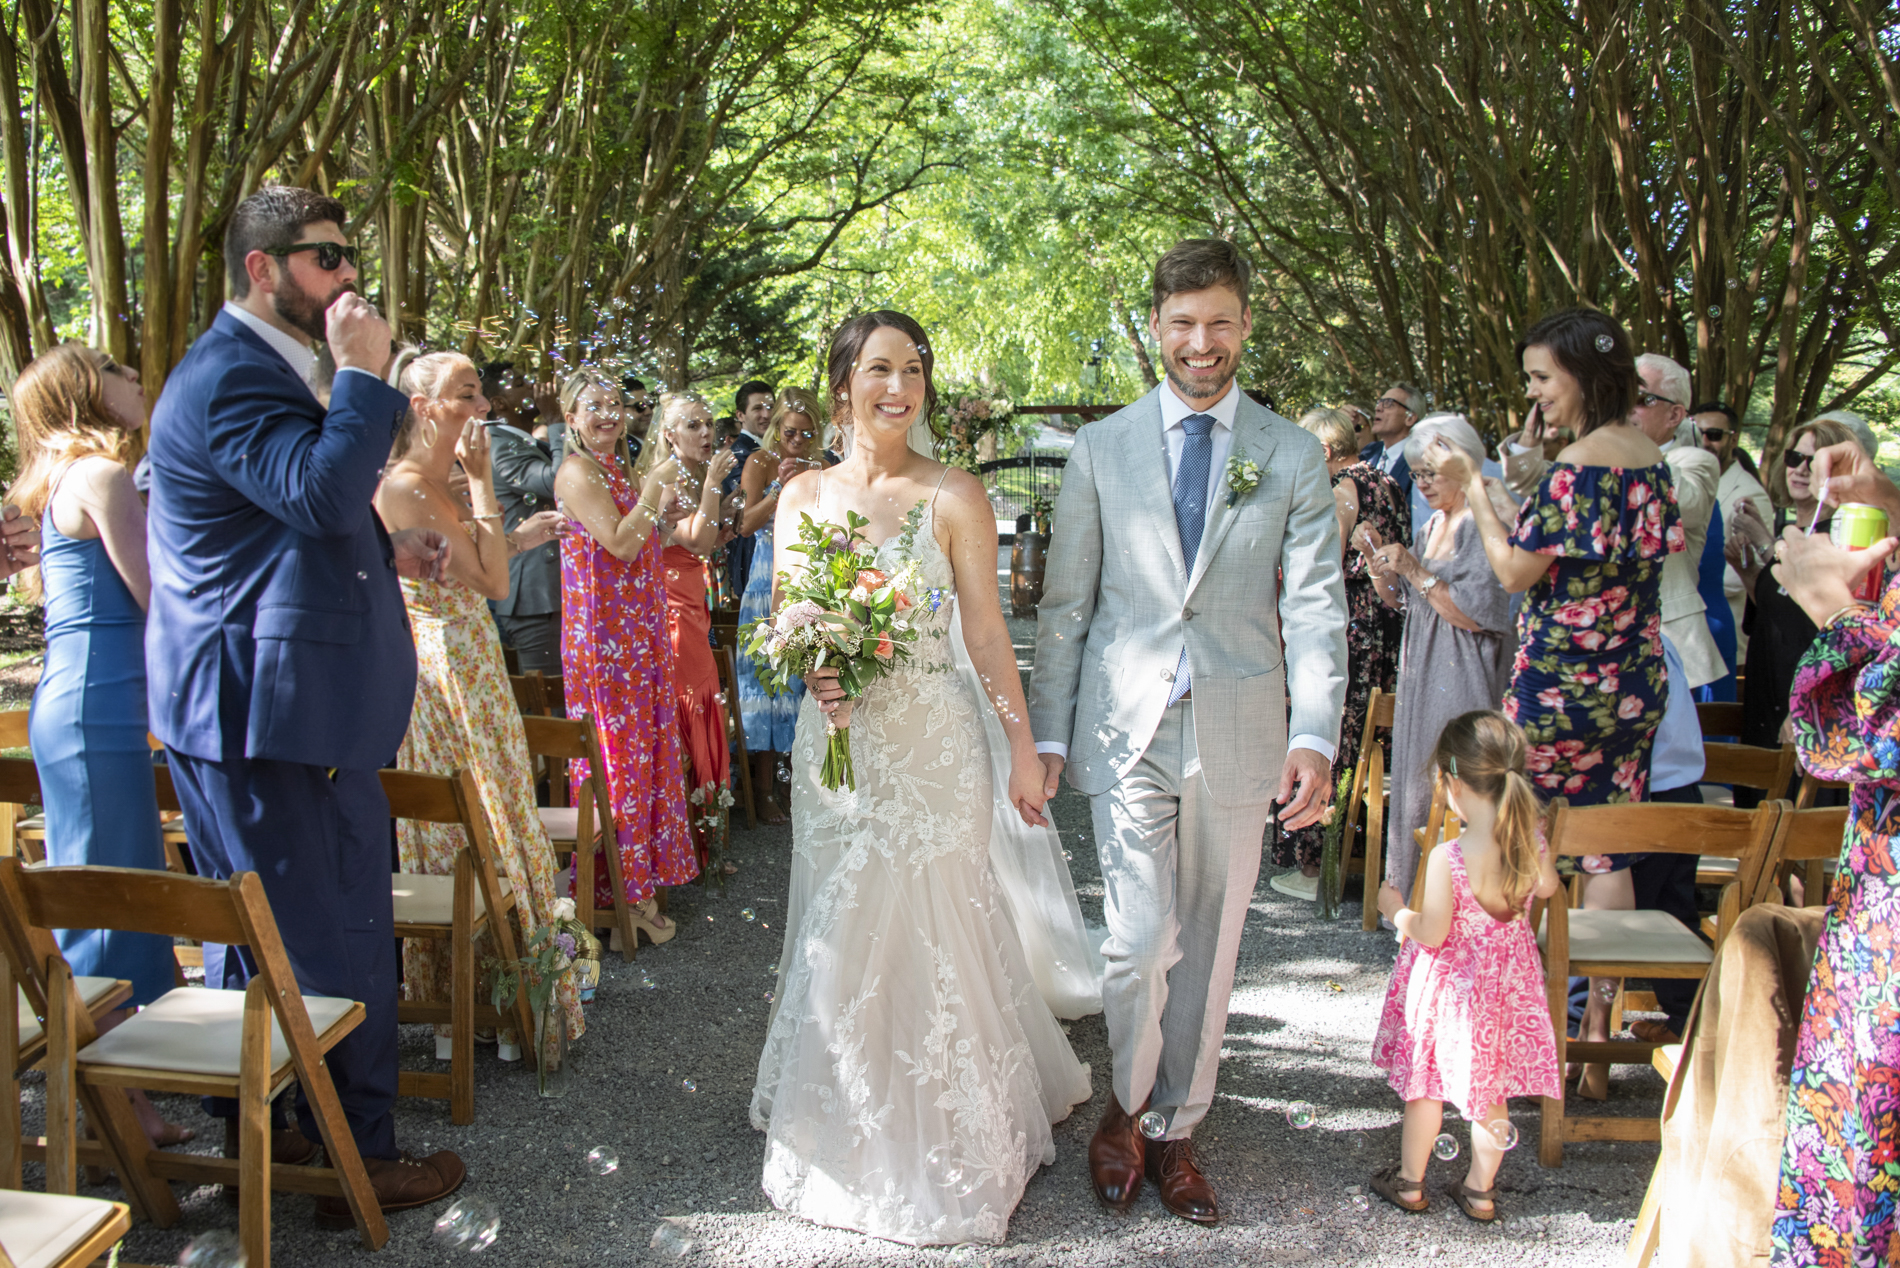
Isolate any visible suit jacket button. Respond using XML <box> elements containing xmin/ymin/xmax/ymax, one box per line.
<box><xmin>1182</xmin><ymin>607</ymin><xmax>1195</xmax><ymax>620</ymax></box>
<box><xmin>1160</xmin><ymin>669</ymin><xmax>1175</xmax><ymax>682</ymax></box>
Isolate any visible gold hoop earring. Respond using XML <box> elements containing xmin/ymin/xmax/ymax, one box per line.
<box><xmin>419</xmin><ymin>414</ymin><xmax>439</xmax><ymax>450</ymax></box>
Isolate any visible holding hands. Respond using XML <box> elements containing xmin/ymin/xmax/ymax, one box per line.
<box><xmin>0</xmin><ymin>505</ymin><xmax>39</xmax><ymax>577</ymax></box>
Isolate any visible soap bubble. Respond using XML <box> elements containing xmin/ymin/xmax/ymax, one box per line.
<box><xmin>1490</xmin><ymin>1119</ymin><xmax>1520</xmax><ymax>1151</ymax></box>
<box><xmin>1433</xmin><ymin>1133</ymin><xmax>1461</xmax><ymax>1161</ymax></box>
<box><xmin>1350</xmin><ymin>1131</ymin><xmax>1369</xmax><ymax>1151</ymax></box>
<box><xmin>1708</xmin><ymin>305</ymin><xmax>1723</xmax><ymax>319</ymax></box>
<box><xmin>740</xmin><ymin>907</ymin><xmax>757</xmax><ymax>922</ymax></box>
<box><xmin>1138</xmin><ymin>1110</ymin><xmax>1167</xmax><ymax>1139</ymax></box>
<box><xmin>1593</xmin><ymin>334</ymin><xmax>1615</xmax><ymax>353</ymax></box>
<box><xmin>585</xmin><ymin>1146</ymin><xmax>619</xmax><ymax>1175</ymax></box>
<box><xmin>926</xmin><ymin>1143</ymin><xmax>966</xmax><ymax>1189</ymax></box>
<box><xmin>178</xmin><ymin>1231</ymin><xmax>246</xmax><ymax>1267</ymax></box>
<box><xmin>1806</xmin><ymin>176</ymin><xmax>1819</xmax><ymax>190</ymax></box>
<box><xmin>1351</xmin><ymin>1193</ymin><xmax>1371</xmax><ymax>1212</ymax></box>
<box><xmin>764</xmin><ymin>991</ymin><xmax>775</xmax><ymax>1003</ymax></box>
<box><xmin>633</xmin><ymin>968</ymin><xmax>655</xmax><ymax>990</ymax></box>
<box><xmin>1726</xmin><ymin>278</ymin><xmax>1740</xmax><ymax>289</ymax></box>
<box><xmin>681</xmin><ymin>1078</ymin><xmax>697</xmax><ymax>1093</ymax></box>
<box><xmin>432</xmin><ymin>1197</ymin><xmax>500</xmax><ymax>1251</ymax></box>
<box><xmin>649</xmin><ymin>1219</ymin><xmax>696</xmax><ymax>1257</ymax></box>
<box><xmin>1286</xmin><ymin>1102</ymin><xmax>1316</xmax><ymax>1129</ymax></box>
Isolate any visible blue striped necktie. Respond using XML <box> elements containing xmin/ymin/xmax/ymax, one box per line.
<box><xmin>1168</xmin><ymin>413</ymin><xmax>1215</xmax><ymax>705</ymax></box>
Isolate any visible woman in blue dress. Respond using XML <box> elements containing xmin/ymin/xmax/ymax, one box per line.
<box><xmin>9</xmin><ymin>344</ymin><xmax>190</xmax><ymax>1145</ymax></box>
<box><xmin>734</xmin><ymin>388</ymin><xmax>829</xmax><ymax>824</ymax></box>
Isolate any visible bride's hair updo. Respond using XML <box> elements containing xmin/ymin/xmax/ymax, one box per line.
<box><xmin>825</xmin><ymin>311</ymin><xmax>938</xmax><ymax>433</ymax></box>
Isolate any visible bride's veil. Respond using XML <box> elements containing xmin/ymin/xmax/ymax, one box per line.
<box><xmin>909</xmin><ymin>414</ymin><xmax>1106</xmax><ymax>1019</ymax></box>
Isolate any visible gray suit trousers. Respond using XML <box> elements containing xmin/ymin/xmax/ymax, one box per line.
<box><xmin>1090</xmin><ymin>699</ymin><xmax>1272</xmax><ymax>1139</ymax></box>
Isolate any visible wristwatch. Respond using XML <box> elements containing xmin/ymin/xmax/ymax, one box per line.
<box><xmin>1413</xmin><ymin>571</ymin><xmax>1440</xmax><ymax>593</ymax></box>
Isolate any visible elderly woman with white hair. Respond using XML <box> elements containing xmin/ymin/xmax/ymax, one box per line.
<box><xmin>1270</xmin><ymin>406</ymin><xmax>1408</xmax><ymax>900</ymax></box>
<box><xmin>1359</xmin><ymin>413</ymin><xmax>1517</xmax><ymax>900</ymax></box>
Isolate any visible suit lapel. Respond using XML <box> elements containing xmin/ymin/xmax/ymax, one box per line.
<box><xmin>1187</xmin><ymin>407</ymin><xmax>1281</xmax><ymax>596</ymax></box>
<box><xmin>1124</xmin><ymin>393</ymin><xmax>1187</xmax><ymax>582</ymax></box>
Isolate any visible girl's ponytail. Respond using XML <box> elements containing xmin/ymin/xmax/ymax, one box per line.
<box><xmin>1494</xmin><ymin>768</ymin><xmax>1543</xmax><ymax>913</ymax></box>
<box><xmin>1433</xmin><ymin>710</ymin><xmax>1545</xmax><ymax>916</ymax></box>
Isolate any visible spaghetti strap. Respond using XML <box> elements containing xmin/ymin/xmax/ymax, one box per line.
<box><xmin>927</xmin><ymin>466</ymin><xmax>952</xmax><ymax>511</ymax></box>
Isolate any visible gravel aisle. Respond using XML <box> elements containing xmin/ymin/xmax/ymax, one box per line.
<box><xmin>63</xmin><ymin>573</ymin><xmax>1657</xmax><ymax>1266</ymax></box>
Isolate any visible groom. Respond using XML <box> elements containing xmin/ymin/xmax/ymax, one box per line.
<box><xmin>1029</xmin><ymin>239</ymin><xmax>1347</xmax><ymax>1224</ymax></box>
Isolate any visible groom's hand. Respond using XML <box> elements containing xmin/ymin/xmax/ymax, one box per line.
<box><xmin>1038</xmin><ymin>752</ymin><xmax>1065</xmax><ymax>802</ymax></box>
<box><xmin>1276</xmin><ymin>748</ymin><xmax>1333</xmax><ymax>831</ymax></box>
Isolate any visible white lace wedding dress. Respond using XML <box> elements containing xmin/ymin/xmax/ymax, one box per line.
<box><xmin>750</xmin><ymin>486</ymin><xmax>1093</xmax><ymax>1246</ymax></box>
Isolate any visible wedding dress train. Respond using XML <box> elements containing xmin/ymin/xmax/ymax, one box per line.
<box><xmin>750</xmin><ymin>490</ymin><xmax>1092</xmax><ymax>1246</ymax></box>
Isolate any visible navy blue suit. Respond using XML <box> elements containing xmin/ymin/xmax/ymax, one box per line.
<box><xmin>1359</xmin><ymin>440</ymin><xmax>1413</xmax><ymax>505</ymax></box>
<box><xmin>146</xmin><ymin>310</ymin><xmax>413</xmax><ymax>1157</ymax></box>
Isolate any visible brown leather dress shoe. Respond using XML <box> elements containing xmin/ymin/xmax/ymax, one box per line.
<box><xmin>1088</xmin><ymin>1097</ymin><xmax>1147</xmax><ymax>1212</ymax></box>
<box><xmin>314</xmin><ymin>1149</ymin><xmax>468</xmax><ymax>1230</ymax></box>
<box><xmin>1146</xmin><ymin>1138</ymin><xmax>1219</xmax><ymax>1225</ymax></box>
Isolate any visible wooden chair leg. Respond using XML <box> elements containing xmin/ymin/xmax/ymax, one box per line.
<box><xmin>0</xmin><ymin>954</ymin><xmax>19</xmax><ymax>1189</ymax></box>
<box><xmin>451</xmin><ymin>854</ymin><xmax>476</xmax><ymax>1127</ymax></box>
<box><xmin>44</xmin><ymin>960</ymin><xmax>75</xmax><ymax>1195</ymax></box>
<box><xmin>239</xmin><ymin>978</ymin><xmax>272</xmax><ymax>1268</ymax></box>
<box><xmin>1625</xmin><ymin>1155</ymin><xmax>1664</xmax><ymax>1266</ymax></box>
<box><xmin>1361</xmin><ymin>747</ymin><xmax>1386</xmax><ymax>932</ymax></box>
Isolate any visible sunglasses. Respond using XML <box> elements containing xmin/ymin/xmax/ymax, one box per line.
<box><xmin>1783</xmin><ymin>448</ymin><xmax>1815</xmax><ymax>471</ymax></box>
<box><xmin>263</xmin><ymin>241</ymin><xmax>360</xmax><ymax>270</ymax></box>
<box><xmin>783</xmin><ymin>428</ymin><xmax>817</xmax><ymax>441</ymax></box>
<box><xmin>1635</xmin><ymin>391</ymin><xmax>1683</xmax><ymax>409</ymax></box>
<box><xmin>1699</xmin><ymin>428</ymin><xmax>1731</xmax><ymax>443</ymax></box>
<box><xmin>628</xmin><ymin>401</ymin><xmax>653</xmax><ymax>413</ymax></box>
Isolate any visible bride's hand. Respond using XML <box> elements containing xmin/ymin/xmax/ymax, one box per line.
<box><xmin>805</xmin><ymin>666</ymin><xmax>847</xmax><ymax>717</ymax></box>
<box><xmin>1009</xmin><ymin>745</ymin><xmax>1051</xmax><ymax>827</ymax></box>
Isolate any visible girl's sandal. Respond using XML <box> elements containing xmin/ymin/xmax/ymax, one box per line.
<box><xmin>1446</xmin><ymin>1178</ymin><xmax>1500</xmax><ymax>1223</ymax></box>
<box><xmin>1371</xmin><ymin>1165</ymin><xmax>1430</xmax><ymax>1213</ymax></box>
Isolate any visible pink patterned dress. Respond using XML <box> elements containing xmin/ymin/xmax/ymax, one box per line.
<box><xmin>560</xmin><ymin>459</ymin><xmax>698</xmax><ymax>907</ymax></box>
<box><xmin>1371</xmin><ymin>840</ymin><xmax>1561</xmax><ymax>1118</ymax></box>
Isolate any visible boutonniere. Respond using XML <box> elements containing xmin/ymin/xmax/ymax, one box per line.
<box><xmin>1225</xmin><ymin>451</ymin><xmax>1265</xmax><ymax>507</ymax></box>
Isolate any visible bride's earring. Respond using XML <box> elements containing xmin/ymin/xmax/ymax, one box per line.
<box><xmin>419</xmin><ymin>408</ymin><xmax>439</xmax><ymax>451</ymax></box>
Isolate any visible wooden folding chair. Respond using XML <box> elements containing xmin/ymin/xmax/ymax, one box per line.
<box><xmin>1534</xmin><ymin>798</ymin><xmax>1781</xmax><ymax>1166</ymax></box>
<box><xmin>520</xmin><ymin>716</ymin><xmax>637</xmax><ymax>960</ymax></box>
<box><xmin>1693</xmin><ymin>700</ymin><xmax>1744</xmax><ymax>739</ymax></box>
<box><xmin>1754</xmin><ymin>804</ymin><xmax>1852</xmax><ymax>907</ymax></box>
<box><xmin>1626</xmin><ymin>1040</ymin><xmax>1685</xmax><ymax>1266</ymax></box>
<box><xmin>708</xmin><ymin>630</ymin><xmax>757</xmax><ymax>832</ymax></box>
<box><xmin>0</xmin><ymin>1190</ymin><xmax>131</xmax><ymax>1267</ymax></box>
<box><xmin>0</xmin><ymin>859</ymin><xmax>387</xmax><ymax>1265</ymax></box>
<box><xmin>509</xmin><ymin>672</ymin><xmax>550</xmax><ymax>718</ymax></box>
<box><xmin>385</xmin><ymin>768</ymin><xmax>537</xmax><ymax>1125</ymax></box>
<box><xmin>1346</xmin><ymin>689</ymin><xmax>1398</xmax><ymax>931</ymax></box>
<box><xmin>1789</xmin><ymin>772</ymin><xmax>1852</xmax><ymax>901</ymax></box>
<box><xmin>1694</xmin><ymin>741</ymin><xmax>1798</xmax><ymax>889</ymax></box>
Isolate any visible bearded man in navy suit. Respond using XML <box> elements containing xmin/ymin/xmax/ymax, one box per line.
<box><xmin>145</xmin><ymin>187</ymin><xmax>464</xmax><ymax>1227</ymax></box>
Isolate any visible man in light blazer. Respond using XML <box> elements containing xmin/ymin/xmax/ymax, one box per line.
<box><xmin>1029</xmin><ymin>239</ymin><xmax>1348</xmax><ymax>1224</ymax></box>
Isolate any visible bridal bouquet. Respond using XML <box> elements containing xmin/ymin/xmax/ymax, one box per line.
<box><xmin>741</xmin><ymin>508</ymin><xmax>925</xmax><ymax>790</ymax></box>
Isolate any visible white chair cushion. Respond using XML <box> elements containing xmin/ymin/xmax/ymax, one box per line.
<box><xmin>0</xmin><ymin>1189</ymin><xmax>123</xmax><ymax>1268</ymax></box>
<box><xmin>392</xmin><ymin>872</ymin><xmax>513</xmax><ymax>927</ymax></box>
<box><xmin>17</xmin><ymin>977</ymin><xmax>125</xmax><ymax>1049</ymax></box>
<box><xmin>538</xmin><ymin>806</ymin><xmax>578</xmax><ymax>843</ymax></box>
<box><xmin>77</xmin><ymin>987</ymin><xmax>357</xmax><ymax>1077</ymax></box>
<box><xmin>1696</xmin><ymin>855</ymin><xmax>1740</xmax><ymax>875</ymax></box>
<box><xmin>14</xmin><ymin>814</ymin><xmax>42</xmax><ymax>832</ymax></box>
<box><xmin>1540</xmin><ymin>909</ymin><xmax>1714</xmax><ymax>966</ymax></box>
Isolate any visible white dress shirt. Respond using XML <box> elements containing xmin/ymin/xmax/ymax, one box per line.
<box><xmin>222</xmin><ymin>300</ymin><xmax>378</xmax><ymax>394</ymax></box>
<box><xmin>1037</xmin><ymin>381</ymin><xmax>1335</xmax><ymax>765</ymax></box>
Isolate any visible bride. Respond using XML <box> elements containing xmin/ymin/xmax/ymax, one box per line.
<box><xmin>749</xmin><ymin>312</ymin><xmax>1093</xmax><ymax>1246</ymax></box>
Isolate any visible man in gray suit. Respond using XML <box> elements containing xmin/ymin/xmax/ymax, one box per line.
<box><xmin>1029</xmin><ymin>239</ymin><xmax>1348</xmax><ymax>1224</ymax></box>
<box><xmin>486</xmin><ymin>364</ymin><xmax>566</xmax><ymax>674</ymax></box>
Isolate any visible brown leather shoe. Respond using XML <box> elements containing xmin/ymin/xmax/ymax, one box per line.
<box><xmin>1088</xmin><ymin>1096</ymin><xmax>1147</xmax><ymax>1212</ymax></box>
<box><xmin>1630</xmin><ymin>1019</ymin><xmax>1681</xmax><ymax>1044</ymax></box>
<box><xmin>313</xmin><ymin>1150</ymin><xmax>468</xmax><ymax>1230</ymax></box>
<box><xmin>1146</xmin><ymin>1138</ymin><xmax>1219</xmax><ymax>1225</ymax></box>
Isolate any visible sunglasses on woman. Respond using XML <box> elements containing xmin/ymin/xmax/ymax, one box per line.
<box><xmin>263</xmin><ymin>241</ymin><xmax>360</xmax><ymax>271</ymax></box>
<box><xmin>1783</xmin><ymin>449</ymin><xmax>1815</xmax><ymax>471</ymax></box>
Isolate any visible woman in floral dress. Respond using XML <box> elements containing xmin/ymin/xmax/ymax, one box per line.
<box><xmin>375</xmin><ymin>349</ymin><xmax>583</xmax><ymax>1050</ymax></box>
<box><xmin>1270</xmin><ymin>406</ymin><xmax>1407</xmax><ymax>896</ymax></box>
<box><xmin>555</xmin><ymin>369</ymin><xmax>698</xmax><ymax>945</ymax></box>
<box><xmin>646</xmin><ymin>392</ymin><xmax>738</xmax><ymax>872</ymax></box>
<box><xmin>1436</xmin><ymin>309</ymin><xmax>1682</xmax><ymax>1102</ymax></box>
<box><xmin>1763</xmin><ymin>453</ymin><xmax>1900</xmax><ymax>1264</ymax></box>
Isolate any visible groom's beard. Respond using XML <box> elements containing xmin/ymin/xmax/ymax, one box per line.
<box><xmin>1161</xmin><ymin>350</ymin><xmax>1238</xmax><ymax>405</ymax></box>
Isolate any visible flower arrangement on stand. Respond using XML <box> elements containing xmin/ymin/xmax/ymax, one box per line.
<box><xmin>934</xmin><ymin>383</ymin><xmax>1017</xmax><ymax>472</ymax></box>
<box><xmin>1028</xmin><ymin>493</ymin><xmax>1054</xmax><ymax>537</ymax></box>
<box><xmin>486</xmin><ymin>909</ymin><xmax>593</xmax><ymax>1097</ymax></box>
<box><xmin>689</xmin><ymin>780</ymin><xmax>737</xmax><ymax>887</ymax></box>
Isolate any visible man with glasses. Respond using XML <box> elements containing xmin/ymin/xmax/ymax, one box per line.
<box><xmin>1360</xmin><ymin>383</ymin><xmax>1421</xmax><ymax>535</ymax></box>
<box><xmin>1691</xmin><ymin>401</ymin><xmax>1772</xmax><ymax>669</ymax></box>
<box><xmin>145</xmin><ymin>186</ymin><xmax>466</xmax><ymax>1225</ymax></box>
<box><xmin>621</xmin><ymin>375</ymin><xmax>654</xmax><ymax>462</ymax></box>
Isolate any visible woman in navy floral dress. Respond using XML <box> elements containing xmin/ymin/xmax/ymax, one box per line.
<box><xmin>1761</xmin><ymin>454</ymin><xmax>1900</xmax><ymax>1265</ymax></box>
<box><xmin>1433</xmin><ymin>309</ymin><xmax>1682</xmax><ymax>1102</ymax></box>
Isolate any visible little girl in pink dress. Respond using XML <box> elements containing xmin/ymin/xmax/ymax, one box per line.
<box><xmin>1371</xmin><ymin>710</ymin><xmax>1563</xmax><ymax>1221</ymax></box>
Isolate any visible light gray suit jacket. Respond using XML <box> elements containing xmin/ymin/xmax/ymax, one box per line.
<box><xmin>1027</xmin><ymin>388</ymin><xmax>1349</xmax><ymax>808</ymax></box>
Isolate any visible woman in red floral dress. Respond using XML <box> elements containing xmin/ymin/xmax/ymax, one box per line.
<box><xmin>1436</xmin><ymin>309</ymin><xmax>1682</xmax><ymax>1102</ymax></box>
<box><xmin>555</xmin><ymin>369</ymin><xmax>697</xmax><ymax>944</ymax></box>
